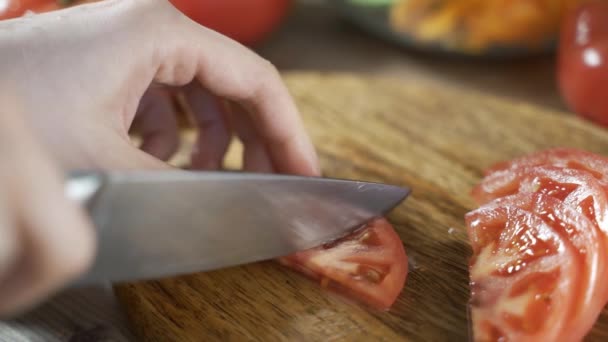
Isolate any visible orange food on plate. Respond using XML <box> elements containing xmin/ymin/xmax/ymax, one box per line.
<box><xmin>389</xmin><ymin>0</ymin><xmax>582</xmax><ymax>53</ymax></box>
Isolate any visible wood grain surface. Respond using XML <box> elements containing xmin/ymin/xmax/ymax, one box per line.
<box><xmin>113</xmin><ymin>72</ymin><xmax>608</xmax><ymax>341</ymax></box>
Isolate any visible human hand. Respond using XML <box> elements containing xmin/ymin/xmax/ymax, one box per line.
<box><xmin>0</xmin><ymin>0</ymin><xmax>319</xmax><ymax>316</ymax></box>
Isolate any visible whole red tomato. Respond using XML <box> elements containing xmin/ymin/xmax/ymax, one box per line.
<box><xmin>1</xmin><ymin>1</ymin><xmax>292</xmax><ymax>47</ymax></box>
<box><xmin>0</xmin><ymin>0</ymin><xmax>56</xmax><ymax>19</ymax></box>
<box><xmin>558</xmin><ymin>0</ymin><xmax>608</xmax><ymax>127</ymax></box>
<box><xmin>0</xmin><ymin>0</ymin><xmax>104</xmax><ymax>20</ymax></box>
<box><xmin>168</xmin><ymin>0</ymin><xmax>292</xmax><ymax>47</ymax></box>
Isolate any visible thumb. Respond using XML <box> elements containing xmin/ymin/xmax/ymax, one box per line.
<box><xmin>0</xmin><ymin>97</ymin><xmax>95</xmax><ymax>317</ymax></box>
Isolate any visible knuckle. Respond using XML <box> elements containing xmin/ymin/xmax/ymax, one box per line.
<box><xmin>155</xmin><ymin>52</ymin><xmax>197</xmax><ymax>86</ymax></box>
<box><xmin>258</xmin><ymin>59</ymin><xmax>281</xmax><ymax>83</ymax></box>
<box><xmin>260</xmin><ymin>58</ymin><xmax>279</xmax><ymax>75</ymax></box>
<box><xmin>250</xmin><ymin>59</ymin><xmax>282</xmax><ymax>98</ymax></box>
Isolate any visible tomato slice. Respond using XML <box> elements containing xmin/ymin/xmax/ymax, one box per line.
<box><xmin>466</xmin><ymin>193</ymin><xmax>605</xmax><ymax>341</ymax></box>
<box><xmin>483</xmin><ymin>148</ymin><xmax>608</xmax><ymax>184</ymax></box>
<box><xmin>278</xmin><ymin>217</ymin><xmax>408</xmax><ymax>311</ymax></box>
<box><xmin>472</xmin><ymin>166</ymin><xmax>608</xmax><ymax>234</ymax></box>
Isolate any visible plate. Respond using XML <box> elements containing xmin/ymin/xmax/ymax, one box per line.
<box><xmin>329</xmin><ymin>0</ymin><xmax>556</xmax><ymax>60</ymax></box>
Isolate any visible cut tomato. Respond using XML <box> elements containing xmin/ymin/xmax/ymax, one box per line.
<box><xmin>278</xmin><ymin>217</ymin><xmax>408</xmax><ymax>311</ymax></box>
<box><xmin>472</xmin><ymin>166</ymin><xmax>608</xmax><ymax>235</ymax></box>
<box><xmin>466</xmin><ymin>193</ymin><xmax>607</xmax><ymax>341</ymax></box>
<box><xmin>483</xmin><ymin>148</ymin><xmax>608</xmax><ymax>184</ymax></box>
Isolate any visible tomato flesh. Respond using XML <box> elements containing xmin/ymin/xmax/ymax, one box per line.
<box><xmin>473</xmin><ymin>166</ymin><xmax>608</xmax><ymax>234</ymax></box>
<box><xmin>467</xmin><ymin>194</ymin><xmax>578</xmax><ymax>341</ymax></box>
<box><xmin>484</xmin><ymin>148</ymin><xmax>608</xmax><ymax>184</ymax></box>
<box><xmin>468</xmin><ymin>148</ymin><xmax>608</xmax><ymax>341</ymax></box>
<box><xmin>278</xmin><ymin>217</ymin><xmax>408</xmax><ymax>311</ymax></box>
<box><xmin>467</xmin><ymin>192</ymin><xmax>608</xmax><ymax>341</ymax></box>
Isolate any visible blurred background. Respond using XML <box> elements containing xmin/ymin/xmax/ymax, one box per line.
<box><xmin>256</xmin><ymin>0</ymin><xmax>567</xmax><ymax>111</ymax></box>
<box><xmin>1</xmin><ymin>0</ymin><xmax>606</xmax><ymax>126</ymax></box>
<box><xmin>161</xmin><ymin>0</ymin><xmax>604</xmax><ymax>126</ymax></box>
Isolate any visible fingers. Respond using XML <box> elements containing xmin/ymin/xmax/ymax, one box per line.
<box><xmin>151</xmin><ymin>7</ymin><xmax>320</xmax><ymax>176</ymax></box>
<box><xmin>0</xmin><ymin>199</ymin><xmax>18</xmax><ymax>284</ymax></box>
<box><xmin>131</xmin><ymin>87</ymin><xmax>180</xmax><ymax>162</ymax></box>
<box><xmin>196</xmin><ymin>48</ymin><xmax>319</xmax><ymax>176</ymax></box>
<box><xmin>230</xmin><ymin>68</ymin><xmax>320</xmax><ymax>176</ymax></box>
<box><xmin>0</xmin><ymin>123</ymin><xmax>170</xmax><ymax>318</ymax></box>
<box><xmin>110</xmin><ymin>141</ymin><xmax>176</xmax><ymax>170</ymax></box>
<box><xmin>82</xmin><ymin>129</ymin><xmax>176</xmax><ymax>171</ymax></box>
<box><xmin>226</xmin><ymin>102</ymin><xmax>275</xmax><ymax>173</ymax></box>
<box><xmin>0</xmin><ymin>162</ymin><xmax>95</xmax><ymax>317</ymax></box>
<box><xmin>180</xmin><ymin>83</ymin><xmax>232</xmax><ymax>170</ymax></box>
<box><xmin>0</xmin><ymin>111</ymin><xmax>95</xmax><ymax>317</ymax></box>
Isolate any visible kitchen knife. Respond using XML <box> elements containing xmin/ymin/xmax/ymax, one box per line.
<box><xmin>65</xmin><ymin>170</ymin><xmax>410</xmax><ymax>285</ymax></box>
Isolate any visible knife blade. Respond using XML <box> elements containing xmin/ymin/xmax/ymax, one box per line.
<box><xmin>65</xmin><ymin>170</ymin><xmax>410</xmax><ymax>285</ymax></box>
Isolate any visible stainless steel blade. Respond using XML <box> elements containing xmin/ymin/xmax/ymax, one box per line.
<box><xmin>66</xmin><ymin>170</ymin><xmax>410</xmax><ymax>285</ymax></box>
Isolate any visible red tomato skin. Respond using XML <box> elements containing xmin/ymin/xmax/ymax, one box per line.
<box><xmin>472</xmin><ymin>166</ymin><xmax>608</xmax><ymax>232</ymax></box>
<box><xmin>0</xmin><ymin>0</ymin><xmax>54</xmax><ymax>19</ymax></box>
<box><xmin>0</xmin><ymin>0</ymin><xmax>101</xmax><ymax>19</ymax></box>
<box><xmin>466</xmin><ymin>195</ymin><xmax>579</xmax><ymax>341</ymax></box>
<box><xmin>558</xmin><ymin>1</ymin><xmax>608</xmax><ymax>127</ymax></box>
<box><xmin>278</xmin><ymin>217</ymin><xmax>408</xmax><ymax>311</ymax></box>
<box><xmin>168</xmin><ymin>0</ymin><xmax>292</xmax><ymax>46</ymax></box>
<box><xmin>467</xmin><ymin>191</ymin><xmax>608</xmax><ymax>341</ymax></box>
<box><xmin>27</xmin><ymin>1</ymin><xmax>60</xmax><ymax>13</ymax></box>
<box><xmin>0</xmin><ymin>0</ymin><xmax>22</xmax><ymax>19</ymax></box>
<box><xmin>469</xmin><ymin>148</ymin><xmax>608</xmax><ymax>341</ymax></box>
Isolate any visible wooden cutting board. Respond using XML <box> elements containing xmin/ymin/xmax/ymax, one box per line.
<box><xmin>113</xmin><ymin>72</ymin><xmax>608</xmax><ymax>341</ymax></box>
